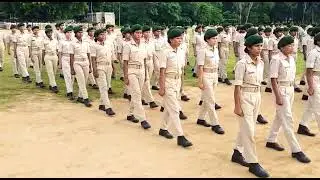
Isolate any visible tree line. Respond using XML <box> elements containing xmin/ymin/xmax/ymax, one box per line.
<box><xmin>0</xmin><ymin>2</ymin><xmax>319</xmax><ymax>26</ymax></box>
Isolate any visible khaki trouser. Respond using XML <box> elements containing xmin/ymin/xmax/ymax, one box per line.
<box><xmin>128</xmin><ymin>66</ymin><xmax>146</xmax><ymax>121</ymax></box>
<box><xmin>300</xmin><ymin>75</ymin><xmax>320</xmax><ymax>128</ymax></box>
<box><xmin>31</xmin><ymin>51</ymin><xmax>43</xmax><ymax>83</ymax></box>
<box><xmin>74</xmin><ymin>60</ymin><xmax>90</xmax><ymax>99</ymax></box>
<box><xmin>142</xmin><ymin>60</ymin><xmax>155</xmax><ymax>103</ymax></box>
<box><xmin>151</xmin><ymin>51</ymin><xmax>160</xmax><ymax>87</ymax></box>
<box><xmin>292</xmin><ymin>53</ymin><xmax>300</xmax><ymax>89</ymax></box>
<box><xmin>234</xmin><ymin>90</ymin><xmax>261</xmax><ymax>163</ymax></box>
<box><xmin>61</xmin><ymin>55</ymin><xmax>74</xmax><ymax>93</ymax></box>
<box><xmin>24</xmin><ymin>46</ymin><xmax>32</xmax><ymax>68</ymax></box>
<box><xmin>161</xmin><ymin>76</ymin><xmax>184</xmax><ymax>136</ymax></box>
<box><xmin>261</xmin><ymin>50</ymin><xmax>269</xmax><ymax>82</ymax></box>
<box><xmin>218</xmin><ymin>46</ymin><xmax>229</xmax><ymax>79</ymax></box>
<box><xmin>16</xmin><ymin>46</ymin><xmax>29</xmax><ymax>77</ymax></box>
<box><xmin>0</xmin><ymin>43</ymin><xmax>4</xmax><ymax>68</ymax></box>
<box><xmin>44</xmin><ymin>54</ymin><xmax>58</xmax><ymax>87</ymax></box>
<box><xmin>180</xmin><ymin>67</ymin><xmax>186</xmax><ymax>97</ymax></box>
<box><xmin>88</xmin><ymin>59</ymin><xmax>96</xmax><ymax>85</ymax></box>
<box><xmin>96</xmin><ymin>63</ymin><xmax>113</xmax><ymax>108</ymax></box>
<box><xmin>267</xmin><ymin>86</ymin><xmax>302</xmax><ymax>153</ymax></box>
<box><xmin>9</xmin><ymin>48</ymin><xmax>19</xmax><ymax>75</ymax></box>
<box><xmin>198</xmin><ymin>72</ymin><xmax>220</xmax><ymax>126</ymax></box>
<box><xmin>119</xmin><ymin>54</ymin><xmax>124</xmax><ymax>78</ymax></box>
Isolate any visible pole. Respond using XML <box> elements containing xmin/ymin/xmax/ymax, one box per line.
<box><xmin>118</xmin><ymin>2</ymin><xmax>120</xmax><ymax>26</ymax></box>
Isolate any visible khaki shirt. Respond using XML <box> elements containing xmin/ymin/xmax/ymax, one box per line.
<box><xmin>141</xmin><ymin>38</ymin><xmax>154</xmax><ymax>61</ymax></box>
<box><xmin>91</xmin><ymin>41</ymin><xmax>116</xmax><ymax>64</ymax></box>
<box><xmin>70</xmin><ymin>39</ymin><xmax>90</xmax><ymax>61</ymax></box>
<box><xmin>234</xmin><ymin>54</ymin><xmax>264</xmax><ymax>87</ymax></box>
<box><xmin>197</xmin><ymin>44</ymin><xmax>219</xmax><ymax>70</ymax></box>
<box><xmin>302</xmin><ymin>35</ymin><xmax>314</xmax><ymax>55</ymax></box>
<box><xmin>292</xmin><ymin>36</ymin><xmax>299</xmax><ymax>54</ymax></box>
<box><xmin>8</xmin><ymin>33</ymin><xmax>17</xmax><ymax>48</ymax></box>
<box><xmin>306</xmin><ymin>46</ymin><xmax>320</xmax><ymax>71</ymax></box>
<box><xmin>117</xmin><ymin>38</ymin><xmax>131</xmax><ymax>54</ymax></box>
<box><xmin>153</xmin><ymin>36</ymin><xmax>166</xmax><ymax>52</ymax></box>
<box><xmin>159</xmin><ymin>44</ymin><xmax>183</xmax><ymax>77</ymax></box>
<box><xmin>235</xmin><ymin>32</ymin><xmax>246</xmax><ymax>58</ymax></box>
<box><xmin>269</xmin><ymin>52</ymin><xmax>296</xmax><ymax>82</ymax></box>
<box><xmin>43</xmin><ymin>38</ymin><xmax>58</xmax><ymax>55</ymax></box>
<box><xmin>16</xmin><ymin>32</ymin><xmax>30</xmax><ymax>47</ymax></box>
<box><xmin>262</xmin><ymin>35</ymin><xmax>271</xmax><ymax>50</ymax></box>
<box><xmin>122</xmin><ymin>40</ymin><xmax>147</xmax><ymax>66</ymax></box>
<box><xmin>193</xmin><ymin>32</ymin><xmax>206</xmax><ymax>52</ymax></box>
<box><xmin>217</xmin><ymin>31</ymin><xmax>231</xmax><ymax>47</ymax></box>
<box><xmin>268</xmin><ymin>36</ymin><xmax>282</xmax><ymax>55</ymax></box>
<box><xmin>58</xmin><ymin>39</ymin><xmax>72</xmax><ymax>55</ymax></box>
<box><xmin>30</xmin><ymin>35</ymin><xmax>44</xmax><ymax>52</ymax></box>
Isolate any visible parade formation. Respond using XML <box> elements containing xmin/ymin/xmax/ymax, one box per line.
<box><xmin>0</xmin><ymin>21</ymin><xmax>320</xmax><ymax>178</ymax></box>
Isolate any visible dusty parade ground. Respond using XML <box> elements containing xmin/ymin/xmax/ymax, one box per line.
<box><xmin>1</xmin><ymin>84</ymin><xmax>320</xmax><ymax>178</ymax></box>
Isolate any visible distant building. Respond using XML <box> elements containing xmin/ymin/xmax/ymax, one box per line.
<box><xmin>86</xmin><ymin>12</ymin><xmax>115</xmax><ymax>25</ymax></box>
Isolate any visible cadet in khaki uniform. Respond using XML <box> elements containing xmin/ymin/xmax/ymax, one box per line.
<box><xmin>232</xmin><ymin>34</ymin><xmax>269</xmax><ymax>178</ymax></box>
<box><xmin>217</xmin><ymin>24</ymin><xmax>232</xmax><ymax>85</ymax></box>
<box><xmin>85</xmin><ymin>27</ymin><xmax>98</xmax><ymax>89</ymax></box>
<box><xmin>192</xmin><ymin>25</ymin><xmax>206</xmax><ymax>77</ymax></box>
<box><xmin>7</xmin><ymin>25</ymin><xmax>20</xmax><ymax>78</ymax></box>
<box><xmin>234</xmin><ymin>25</ymin><xmax>247</xmax><ymax>65</ymax></box>
<box><xmin>289</xmin><ymin>26</ymin><xmax>303</xmax><ymax>93</ymax></box>
<box><xmin>196</xmin><ymin>29</ymin><xmax>225</xmax><ymax>135</ymax></box>
<box><xmin>297</xmin><ymin>33</ymin><xmax>320</xmax><ymax>137</ymax></box>
<box><xmin>29</xmin><ymin>26</ymin><xmax>45</xmax><ymax>88</ymax></box>
<box><xmin>105</xmin><ymin>24</ymin><xmax>117</xmax><ymax>84</ymax></box>
<box><xmin>117</xmin><ymin>27</ymin><xmax>132</xmax><ymax>100</ymax></box>
<box><xmin>15</xmin><ymin>23</ymin><xmax>32</xmax><ymax>83</ymax></box>
<box><xmin>91</xmin><ymin>29</ymin><xmax>116</xmax><ymax>116</ymax></box>
<box><xmin>158</xmin><ymin>28</ymin><xmax>192</xmax><ymax>148</ymax></box>
<box><xmin>70</xmin><ymin>26</ymin><xmax>92</xmax><ymax>107</ymax></box>
<box><xmin>0</xmin><ymin>29</ymin><xmax>5</xmax><ymax>72</ymax></box>
<box><xmin>122</xmin><ymin>24</ymin><xmax>151</xmax><ymax>130</ymax></box>
<box><xmin>266</xmin><ymin>36</ymin><xmax>311</xmax><ymax>164</ymax></box>
<box><xmin>58</xmin><ymin>26</ymin><xmax>75</xmax><ymax>100</ymax></box>
<box><xmin>179</xmin><ymin>27</ymin><xmax>191</xmax><ymax>102</ymax></box>
<box><xmin>261</xmin><ymin>27</ymin><xmax>272</xmax><ymax>85</ymax></box>
<box><xmin>141</xmin><ymin>25</ymin><xmax>159</xmax><ymax>109</ymax></box>
<box><xmin>42</xmin><ymin>28</ymin><xmax>59</xmax><ymax>93</ymax></box>
<box><xmin>265</xmin><ymin>27</ymin><xmax>283</xmax><ymax>93</ymax></box>
<box><xmin>25</xmin><ymin>24</ymin><xmax>34</xmax><ymax>68</ymax></box>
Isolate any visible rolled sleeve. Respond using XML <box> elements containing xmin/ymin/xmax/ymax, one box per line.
<box><xmin>306</xmin><ymin>50</ymin><xmax>316</xmax><ymax>69</ymax></box>
<box><xmin>196</xmin><ymin>49</ymin><xmax>206</xmax><ymax>66</ymax></box>
<box><xmin>269</xmin><ymin>58</ymin><xmax>280</xmax><ymax>78</ymax></box>
<box><xmin>234</xmin><ymin>61</ymin><xmax>246</xmax><ymax>86</ymax></box>
<box><xmin>159</xmin><ymin>50</ymin><xmax>167</xmax><ymax>69</ymax></box>
<box><xmin>122</xmin><ymin>44</ymin><xmax>130</xmax><ymax>61</ymax></box>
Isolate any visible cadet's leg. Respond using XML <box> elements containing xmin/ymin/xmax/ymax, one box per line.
<box><xmin>96</xmin><ymin>69</ymin><xmax>111</xmax><ymax>109</ymax></box>
<box><xmin>128</xmin><ymin>72</ymin><xmax>146</xmax><ymax>121</ymax></box>
<box><xmin>62</xmin><ymin>57</ymin><xmax>73</xmax><ymax>93</ymax></box>
<box><xmin>44</xmin><ymin>55</ymin><xmax>57</xmax><ymax>87</ymax></box>
<box><xmin>74</xmin><ymin>63</ymin><xmax>85</xmax><ymax>98</ymax></box>
<box><xmin>32</xmin><ymin>54</ymin><xmax>42</xmax><ymax>83</ymax></box>
<box><xmin>10</xmin><ymin>48</ymin><xmax>19</xmax><ymax>75</ymax></box>
<box><xmin>16</xmin><ymin>47</ymin><xmax>29</xmax><ymax>77</ymax></box>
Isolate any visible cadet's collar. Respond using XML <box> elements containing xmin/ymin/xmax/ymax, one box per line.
<box><xmin>206</xmin><ymin>44</ymin><xmax>214</xmax><ymax>51</ymax></box>
<box><xmin>131</xmin><ymin>39</ymin><xmax>141</xmax><ymax>46</ymax></box>
<box><xmin>279</xmin><ymin>51</ymin><xmax>291</xmax><ymax>61</ymax></box>
<box><xmin>97</xmin><ymin>40</ymin><xmax>104</xmax><ymax>46</ymax></box>
<box><xmin>245</xmin><ymin>54</ymin><xmax>261</xmax><ymax>65</ymax></box>
<box><xmin>168</xmin><ymin>44</ymin><xmax>178</xmax><ymax>53</ymax></box>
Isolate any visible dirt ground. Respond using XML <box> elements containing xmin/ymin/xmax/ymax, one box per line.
<box><xmin>1</xmin><ymin>83</ymin><xmax>320</xmax><ymax>178</ymax></box>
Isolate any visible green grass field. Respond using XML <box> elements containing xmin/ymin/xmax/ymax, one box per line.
<box><xmin>0</xmin><ymin>32</ymin><xmax>306</xmax><ymax>107</ymax></box>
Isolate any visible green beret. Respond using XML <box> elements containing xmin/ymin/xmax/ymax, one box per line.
<box><xmin>105</xmin><ymin>24</ymin><xmax>114</xmax><ymax>29</ymax></box>
<box><xmin>55</xmin><ymin>22</ymin><xmax>63</xmax><ymax>27</ymax></box>
<box><xmin>307</xmin><ymin>27</ymin><xmax>314</xmax><ymax>35</ymax></box>
<box><xmin>244</xmin><ymin>34</ymin><xmax>263</xmax><ymax>46</ymax></box>
<box><xmin>245</xmin><ymin>28</ymin><xmax>258</xmax><ymax>39</ymax></box>
<box><xmin>92</xmin><ymin>22</ymin><xmax>98</xmax><ymax>26</ymax></box>
<box><xmin>26</xmin><ymin>24</ymin><xmax>31</xmax><ymax>28</ymax></box>
<box><xmin>282</xmin><ymin>26</ymin><xmax>289</xmax><ymax>31</ymax></box>
<box><xmin>87</xmin><ymin>27</ymin><xmax>95</xmax><ymax>33</ymax></box>
<box><xmin>17</xmin><ymin>23</ymin><xmax>24</xmax><ymax>27</ymax></box>
<box><xmin>130</xmin><ymin>24</ymin><xmax>142</xmax><ymax>33</ymax></box>
<box><xmin>244</xmin><ymin>23</ymin><xmax>253</xmax><ymax>30</ymax></box>
<box><xmin>64</xmin><ymin>26</ymin><xmax>73</xmax><ymax>33</ymax></box>
<box><xmin>152</xmin><ymin>25</ymin><xmax>161</xmax><ymax>32</ymax></box>
<box><xmin>45</xmin><ymin>28</ymin><xmax>53</xmax><ymax>34</ymax></box>
<box><xmin>216</xmin><ymin>27</ymin><xmax>224</xmax><ymax>33</ymax></box>
<box><xmin>184</xmin><ymin>26</ymin><xmax>188</xmax><ymax>30</ymax></box>
<box><xmin>258</xmin><ymin>26</ymin><xmax>264</xmax><ymax>32</ymax></box>
<box><xmin>167</xmin><ymin>28</ymin><xmax>183</xmax><ymax>39</ymax></box>
<box><xmin>45</xmin><ymin>25</ymin><xmax>51</xmax><ymax>29</ymax></box>
<box><xmin>239</xmin><ymin>25</ymin><xmax>246</xmax><ymax>31</ymax></box>
<box><xmin>273</xmin><ymin>27</ymin><xmax>283</xmax><ymax>34</ymax></box>
<box><xmin>73</xmin><ymin>26</ymin><xmax>83</xmax><ymax>33</ymax></box>
<box><xmin>312</xmin><ymin>27</ymin><xmax>320</xmax><ymax>37</ymax></box>
<box><xmin>314</xmin><ymin>33</ymin><xmax>320</xmax><ymax>45</ymax></box>
<box><xmin>204</xmin><ymin>29</ymin><xmax>218</xmax><ymax>40</ymax></box>
<box><xmin>31</xmin><ymin>26</ymin><xmax>39</xmax><ymax>31</ymax></box>
<box><xmin>123</xmin><ymin>27</ymin><xmax>131</xmax><ymax>34</ymax></box>
<box><xmin>289</xmin><ymin>26</ymin><xmax>298</xmax><ymax>32</ymax></box>
<box><xmin>142</xmin><ymin>25</ymin><xmax>151</xmax><ymax>32</ymax></box>
<box><xmin>278</xmin><ymin>36</ymin><xmax>294</xmax><ymax>49</ymax></box>
<box><xmin>222</xmin><ymin>23</ymin><xmax>230</xmax><ymax>28</ymax></box>
<box><xmin>264</xmin><ymin>27</ymin><xmax>272</xmax><ymax>33</ymax></box>
<box><xmin>94</xmin><ymin>29</ymin><xmax>104</xmax><ymax>38</ymax></box>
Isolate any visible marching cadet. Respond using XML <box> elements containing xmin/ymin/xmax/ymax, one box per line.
<box><xmin>70</xmin><ymin>26</ymin><xmax>92</xmax><ymax>107</ymax></box>
<box><xmin>232</xmin><ymin>25</ymin><xmax>240</xmax><ymax>63</ymax></box>
<box><xmin>141</xmin><ymin>25</ymin><xmax>159</xmax><ymax>109</ymax></box>
<box><xmin>42</xmin><ymin>28</ymin><xmax>59</xmax><ymax>93</ymax></box>
<box><xmin>92</xmin><ymin>22</ymin><xmax>99</xmax><ymax>29</ymax></box>
<box><xmin>232</xmin><ymin>34</ymin><xmax>269</xmax><ymax>178</ymax></box>
<box><xmin>234</xmin><ymin>25</ymin><xmax>247</xmax><ymax>66</ymax></box>
<box><xmin>257</xmin><ymin>26</ymin><xmax>264</xmax><ymax>36</ymax></box>
<box><xmin>179</xmin><ymin>27</ymin><xmax>191</xmax><ymax>102</ymax></box>
<box><xmin>15</xmin><ymin>23</ymin><xmax>32</xmax><ymax>83</ymax></box>
<box><xmin>58</xmin><ymin>26</ymin><xmax>75</xmax><ymax>100</ymax></box>
<box><xmin>117</xmin><ymin>27</ymin><xmax>132</xmax><ymax>100</ymax></box>
<box><xmin>192</xmin><ymin>24</ymin><xmax>206</xmax><ymax>78</ymax></box>
<box><xmin>91</xmin><ymin>29</ymin><xmax>116</xmax><ymax>116</ymax></box>
<box><xmin>105</xmin><ymin>24</ymin><xmax>117</xmax><ymax>94</ymax></box>
<box><xmin>265</xmin><ymin>27</ymin><xmax>284</xmax><ymax>93</ymax></box>
<box><xmin>122</xmin><ymin>24</ymin><xmax>151</xmax><ymax>130</ymax></box>
<box><xmin>217</xmin><ymin>24</ymin><xmax>232</xmax><ymax>85</ymax></box>
<box><xmin>26</xmin><ymin>24</ymin><xmax>34</xmax><ymax>68</ymax></box>
<box><xmin>160</xmin><ymin>26</ymin><xmax>168</xmax><ymax>41</ymax></box>
<box><xmin>29</xmin><ymin>26</ymin><xmax>45</xmax><ymax>88</ymax></box>
<box><xmin>0</xmin><ymin>27</ymin><xmax>5</xmax><ymax>72</ymax></box>
<box><xmin>183</xmin><ymin>26</ymin><xmax>190</xmax><ymax>66</ymax></box>
<box><xmin>265</xmin><ymin>36</ymin><xmax>311</xmax><ymax>164</ymax></box>
<box><xmin>301</xmin><ymin>27</ymin><xmax>316</xmax><ymax>101</ymax></box>
<box><xmin>289</xmin><ymin>26</ymin><xmax>303</xmax><ymax>93</ymax></box>
<box><xmin>151</xmin><ymin>25</ymin><xmax>165</xmax><ymax>90</ymax></box>
<box><xmin>54</xmin><ymin>22</ymin><xmax>66</xmax><ymax>79</ymax></box>
<box><xmin>116</xmin><ymin>27</ymin><xmax>126</xmax><ymax>82</ymax></box>
<box><xmin>7</xmin><ymin>25</ymin><xmax>20</xmax><ymax>78</ymax></box>
<box><xmin>85</xmin><ymin>27</ymin><xmax>99</xmax><ymax>89</ymax></box>
<box><xmin>158</xmin><ymin>27</ymin><xmax>192</xmax><ymax>148</ymax></box>
<box><xmin>196</xmin><ymin>29</ymin><xmax>225</xmax><ymax>135</ymax></box>
<box><xmin>282</xmin><ymin>26</ymin><xmax>289</xmax><ymax>36</ymax></box>
<box><xmin>261</xmin><ymin>27</ymin><xmax>272</xmax><ymax>85</ymax></box>
<box><xmin>297</xmin><ymin>32</ymin><xmax>320</xmax><ymax>137</ymax></box>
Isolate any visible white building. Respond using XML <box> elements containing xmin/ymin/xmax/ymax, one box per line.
<box><xmin>86</xmin><ymin>12</ymin><xmax>115</xmax><ymax>25</ymax></box>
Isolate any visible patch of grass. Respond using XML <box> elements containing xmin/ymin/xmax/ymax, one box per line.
<box><xmin>0</xmin><ymin>30</ymin><xmax>306</xmax><ymax>107</ymax></box>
